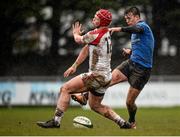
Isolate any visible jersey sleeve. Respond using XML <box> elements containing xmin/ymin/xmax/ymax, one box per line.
<box><xmin>122</xmin><ymin>25</ymin><xmax>144</xmax><ymax>33</ymax></box>
<box><xmin>82</xmin><ymin>30</ymin><xmax>98</xmax><ymax>44</ymax></box>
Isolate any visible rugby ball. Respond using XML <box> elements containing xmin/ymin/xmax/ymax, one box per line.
<box><xmin>73</xmin><ymin>116</ymin><xmax>93</xmax><ymax>128</ymax></box>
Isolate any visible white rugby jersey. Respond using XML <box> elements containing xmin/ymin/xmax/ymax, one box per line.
<box><xmin>82</xmin><ymin>28</ymin><xmax>112</xmax><ymax>81</ymax></box>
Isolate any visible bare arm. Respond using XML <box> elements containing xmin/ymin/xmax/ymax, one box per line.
<box><xmin>64</xmin><ymin>45</ymin><xmax>89</xmax><ymax>77</ymax></box>
<box><xmin>73</xmin><ymin>45</ymin><xmax>89</xmax><ymax>67</ymax></box>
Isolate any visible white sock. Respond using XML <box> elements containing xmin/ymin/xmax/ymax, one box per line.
<box><xmin>115</xmin><ymin>115</ymin><xmax>125</xmax><ymax>126</ymax></box>
<box><xmin>54</xmin><ymin>108</ymin><xmax>64</xmax><ymax>124</ymax></box>
<box><xmin>54</xmin><ymin>115</ymin><xmax>63</xmax><ymax>124</ymax></box>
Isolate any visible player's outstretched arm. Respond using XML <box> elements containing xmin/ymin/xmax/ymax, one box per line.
<box><xmin>64</xmin><ymin>45</ymin><xmax>89</xmax><ymax>77</ymax></box>
<box><xmin>109</xmin><ymin>27</ymin><xmax>122</xmax><ymax>34</ymax></box>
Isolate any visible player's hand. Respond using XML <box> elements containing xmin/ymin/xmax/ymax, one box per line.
<box><xmin>72</xmin><ymin>22</ymin><xmax>84</xmax><ymax>35</ymax></box>
<box><xmin>122</xmin><ymin>48</ymin><xmax>132</xmax><ymax>56</ymax></box>
<box><xmin>64</xmin><ymin>66</ymin><xmax>77</xmax><ymax>78</ymax></box>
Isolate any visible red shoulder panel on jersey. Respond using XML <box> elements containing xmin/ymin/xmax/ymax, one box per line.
<box><xmin>89</xmin><ymin>28</ymin><xmax>108</xmax><ymax>46</ymax></box>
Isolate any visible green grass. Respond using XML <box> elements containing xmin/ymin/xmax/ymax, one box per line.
<box><xmin>0</xmin><ymin>106</ymin><xmax>180</xmax><ymax>136</ymax></box>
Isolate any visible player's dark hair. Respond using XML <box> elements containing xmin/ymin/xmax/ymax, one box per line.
<box><xmin>124</xmin><ymin>7</ymin><xmax>140</xmax><ymax>17</ymax></box>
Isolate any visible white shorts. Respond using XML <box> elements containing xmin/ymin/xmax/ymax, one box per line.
<box><xmin>80</xmin><ymin>71</ymin><xmax>111</xmax><ymax>96</ymax></box>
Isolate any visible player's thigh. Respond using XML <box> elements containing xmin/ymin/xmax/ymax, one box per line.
<box><xmin>63</xmin><ymin>75</ymin><xmax>85</xmax><ymax>94</ymax></box>
<box><xmin>110</xmin><ymin>69</ymin><xmax>127</xmax><ymax>86</ymax></box>
<box><xmin>128</xmin><ymin>64</ymin><xmax>151</xmax><ymax>91</ymax></box>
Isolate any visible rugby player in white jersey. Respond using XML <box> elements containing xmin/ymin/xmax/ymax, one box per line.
<box><xmin>37</xmin><ymin>9</ymin><xmax>131</xmax><ymax>129</ymax></box>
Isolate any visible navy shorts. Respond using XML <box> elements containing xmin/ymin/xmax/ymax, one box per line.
<box><xmin>116</xmin><ymin>59</ymin><xmax>151</xmax><ymax>90</ymax></box>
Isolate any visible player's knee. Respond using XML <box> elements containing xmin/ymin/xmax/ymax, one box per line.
<box><xmin>111</xmin><ymin>74</ymin><xmax>120</xmax><ymax>83</ymax></box>
<box><xmin>60</xmin><ymin>84</ymin><xmax>69</xmax><ymax>93</ymax></box>
<box><xmin>111</xmin><ymin>71</ymin><xmax>124</xmax><ymax>84</ymax></box>
<box><xmin>126</xmin><ymin>99</ymin><xmax>134</xmax><ymax>108</ymax></box>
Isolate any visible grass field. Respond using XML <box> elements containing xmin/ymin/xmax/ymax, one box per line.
<box><xmin>0</xmin><ymin>106</ymin><xmax>180</xmax><ymax>136</ymax></box>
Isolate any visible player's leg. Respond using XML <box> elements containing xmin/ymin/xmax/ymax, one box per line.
<box><xmin>126</xmin><ymin>60</ymin><xmax>152</xmax><ymax>129</ymax></box>
<box><xmin>109</xmin><ymin>68</ymin><xmax>127</xmax><ymax>86</ymax></box>
<box><xmin>88</xmin><ymin>91</ymin><xmax>131</xmax><ymax>129</ymax></box>
<box><xmin>37</xmin><ymin>75</ymin><xmax>86</xmax><ymax>128</ymax></box>
<box><xmin>126</xmin><ymin>87</ymin><xmax>140</xmax><ymax>129</ymax></box>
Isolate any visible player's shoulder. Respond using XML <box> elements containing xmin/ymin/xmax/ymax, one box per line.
<box><xmin>89</xmin><ymin>28</ymin><xmax>109</xmax><ymax>35</ymax></box>
<box><xmin>137</xmin><ymin>20</ymin><xmax>151</xmax><ymax>30</ymax></box>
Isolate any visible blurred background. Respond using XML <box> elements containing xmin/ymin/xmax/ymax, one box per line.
<box><xmin>0</xmin><ymin>0</ymin><xmax>180</xmax><ymax>107</ymax></box>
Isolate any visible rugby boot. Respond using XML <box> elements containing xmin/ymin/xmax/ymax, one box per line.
<box><xmin>37</xmin><ymin>119</ymin><xmax>60</xmax><ymax>128</ymax></box>
<box><xmin>120</xmin><ymin>121</ymin><xmax>132</xmax><ymax>129</ymax></box>
<box><xmin>71</xmin><ymin>93</ymin><xmax>88</xmax><ymax>105</ymax></box>
<box><xmin>130</xmin><ymin>122</ymin><xmax>137</xmax><ymax>129</ymax></box>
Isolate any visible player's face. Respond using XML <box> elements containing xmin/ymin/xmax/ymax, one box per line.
<box><xmin>124</xmin><ymin>12</ymin><xmax>137</xmax><ymax>26</ymax></box>
<box><xmin>92</xmin><ymin>14</ymin><xmax>100</xmax><ymax>27</ymax></box>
